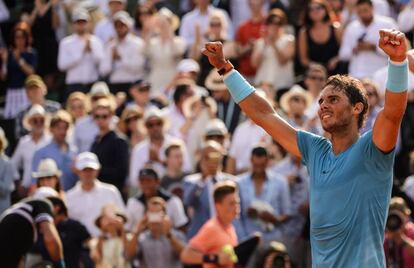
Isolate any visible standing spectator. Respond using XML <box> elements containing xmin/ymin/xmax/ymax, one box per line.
<box><xmin>251</xmin><ymin>9</ymin><xmax>295</xmax><ymax>97</ymax></box>
<box><xmin>402</xmin><ymin>152</ymin><xmax>414</xmax><ymax>202</ymax></box>
<box><xmin>145</xmin><ymin>7</ymin><xmax>186</xmax><ymax>98</ymax></box>
<box><xmin>161</xmin><ymin>142</ymin><xmax>188</xmax><ymax>199</ymax></box>
<box><xmin>235</xmin><ymin>146</ymin><xmax>291</xmax><ymax>243</ymax></box>
<box><xmin>65</xmin><ymin>91</ymin><xmax>90</xmax><ymax>123</ymax></box>
<box><xmin>133</xmin><ymin>4</ymin><xmax>157</xmax><ymax>41</ymax></box>
<box><xmin>181</xmin><ymin>181</ymin><xmax>239</xmax><ymax>268</ymax></box>
<box><xmin>129</xmin><ymin>107</ymin><xmax>192</xmax><ymax>187</ymax></box>
<box><xmin>117</xmin><ymin>105</ymin><xmax>145</xmax><ymax>148</ymax></box>
<box><xmin>58</xmin><ymin>9</ymin><xmax>104</xmax><ymax>98</ymax></box>
<box><xmin>125</xmin><ymin>167</ymin><xmax>188</xmax><ymax>232</ymax></box>
<box><xmin>32</xmin><ymin>110</ymin><xmax>78</xmax><ymax>191</ymax></box>
<box><xmin>66</xmin><ymin>152</ymin><xmax>125</xmax><ymax>237</ymax></box>
<box><xmin>100</xmin><ymin>10</ymin><xmax>145</xmax><ymax>94</ymax></box>
<box><xmin>235</xmin><ymin>0</ymin><xmax>265</xmax><ymax>82</ymax></box>
<box><xmin>15</xmin><ymin>75</ymin><xmax>60</xmax><ymax>140</ymax></box>
<box><xmin>183</xmin><ymin>141</ymin><xmax>236</xmax><ymax>239</ymax></box>
<box><xmin>0</xmin><ymin>22</ymin><xmax>37</xmax><ymax>119</ymax></box>
<box><xmin>12</xmin><ymin>105</ymin><xmax>50</xmax><ymax>196</ymax></box>
<box><xmin>360</xmin><ymin>79</ymin><xmax>382</xmax><ymax>133</ymax></box>
<box><xmin>338</xmin><ymin>0</ymin><xmax>397</xmax><ymax>79</ymax></box>
<box><xmin>298</xmin><ymin>0</ymin><xmax>342</xmax><ymax>74</ymax></box>
<box><xmin>0</xmin><ymin>128</ymin><xmax>16</xmax><ymax>214</ymax></box>
<box><xmin>303</xmin><ymin>64</ymin><xmax>328</xmax><ymax>120</ymax></box>
<box><xmin>203</xmin><ymin>119</ymin><xmax>229</xmax><ymax>169</ymax></box>
<box><xmin>94</xmin><ymin>0</ymin><xmax>126</xmax><ymax>44</ymax></box>
<box><xmin>397</xmin><ymin>0</ymin><xmax>414</xmax><ymax>45</ymax></box>
<box><xmin>90</xmin><ymin>98</ymin><xmax>129</xmax><ymax>194</ymax></box>
<box><xmin>125</xmin><ymin>197</ymin><xmax>186</xmax><ymax>268</ymax></box>
<box><xmin>205</xmin><ymin>70</ymin><xmax>242</xmax><ymax>134</ymax></box>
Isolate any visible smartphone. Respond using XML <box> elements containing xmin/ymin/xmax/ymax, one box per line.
<box><xmin>147</xmin><ymin>212</ymin><xmax>163</xmax><ymax>223</ymax></box>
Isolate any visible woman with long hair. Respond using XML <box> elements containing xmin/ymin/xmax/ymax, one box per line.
<box><xmin>298</xmin><ymin>0</ymin><xmax>342</xmax><ymax>74</ymax></box>
<box><xmin>117</xmin><ymin>105</ymin><xmax>145</xmax><ymax>148</ymax></box>
<box><xmin>65</xmin><ymin>91</ymin><xmax>90</xmax><ymax>123</ymax></box>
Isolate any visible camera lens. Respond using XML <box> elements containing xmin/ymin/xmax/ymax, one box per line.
<box><xmin>272</xmin><ymin>254</ymin><xmax>285</xmax><ymax>268</ymax></box>
<box><xmin>386</xmin><ymin>213</ymin><xmax>403</xmax><ymax>232</ymax></box>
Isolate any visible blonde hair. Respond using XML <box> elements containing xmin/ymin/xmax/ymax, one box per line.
<box><xmin>66</xmin><ymin>91</ymin><xmax>90</xmax><ymax>116</ymax></box>
<box><xmin>208</xmin><ymin>10</ymin><xmax>228</xmax><ymax>39</ymax></box>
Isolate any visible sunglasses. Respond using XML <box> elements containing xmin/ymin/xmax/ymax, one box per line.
<box><xmin>125</xmin><ymin>115</ymin><xmax>140</xmax><ymax>123</ymax></box>
<box><xmin>366</xmin><ymin>91</ymin><xmax>377</xmax><ymax>97</ymax></box>
<box><xmin>307</xmin><ymin>75</ymin><xmax>325</xmax><ymax>82</ymax></box>
<box><xmin>290</xmin><ymin>96</ymin><xmax>305</xmax><ymax>102</ymax></box>
<box><xmin>210</xmin><ymin>22</ymin><xmax>222</xmax><ymax>27</ymax></box>
<box><xmin>31</xmin><ymin>118</ymin><xmax>45</xmax><ymax>124</ymax></box>
<box><xmin>206</xmin><ymin>135</ymin><xmax>225</xmax><ymax>140</ymax></box>
<box><xmin>70</xmin><ymin>104</ymin><xmax>84</xmax><ymax>110</ymax></box>
<box><xmin>309</xmin><ymin>5</ymin><xmax>324</xmax><ymax>11</ymax></box>
<box><xmin>266</xmin><ymin>20</ymin><xmax>282</xmax><ymax>26</ymax></box>
<box><xmin>146</xmin><ymin>121</ymin><xmax>163</xmax><ymax>128</ymax></box>
<box><xmin>94</xmin><ymin>114</ymin><xmax>110</xmax><ymax>120</ymax></box>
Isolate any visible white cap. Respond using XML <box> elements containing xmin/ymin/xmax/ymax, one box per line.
<box><xmin>143</xmin><ymin>107</ymin><xmax>164</xmax><ymax>122</ymax></box>
<box><xmin>32</xmin><ymin>158</ymin><xmax>62</xmax><ymax>178</ymax></box>
<box><xmin>32</xmin><ymin>187</ymin><xmax>59</xmax><ymax>199</ymax></box>
<box><xmin>177</xmin><ymin>59</ymin><xmax>200</xmax><ymax>73</ymax></box>
<box><xmin>90</xmin><ymin>81</ymin><xmax>110</xmax><ymax>96</ymax></box>
<box><xmin>76</xmin><ymin>152</ymin><xmax>101</xmax><ymax>170</ymax></box>
<box><xmin>205</xmin><ymin>119</ymin><xmax>228</xmax><ymax>137</ymax></box>
<box><xmin>113</xmin><ymin>10</ymin><xmax>133</xmax><ymax>28</ymax></box>
<box><xmin>23</xmin><ymin>104</ymin><xmax>46</xmax><ymax>130</ymax></box>
<box><xmin>72</xmin><ymin>8</ymin><xmax>90</xmax><ymax>22</ymax></box>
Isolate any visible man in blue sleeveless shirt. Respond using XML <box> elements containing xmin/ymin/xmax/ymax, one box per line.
<box><xmin>201</xmin><ymin>29</ymin><xmax>408</xmax><ymax>267</ymax></box>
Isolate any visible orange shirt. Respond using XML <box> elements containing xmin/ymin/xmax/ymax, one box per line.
<box><xmin>189</xmin><ymin>217</ymin><xmax>238</xmax><ymax>268</ymax></box>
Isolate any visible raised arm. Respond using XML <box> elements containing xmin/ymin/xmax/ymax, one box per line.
<box><xmin>372</xmin><ymin>29</ymin><xmax>408</xmax><ymax>153</ymax></box>
<box><xmin>202</xmin><ymin>42</ymin><xmax>301</xmax><ymax>158</ymax></box>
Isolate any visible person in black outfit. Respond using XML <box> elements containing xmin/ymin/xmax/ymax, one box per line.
<box><xmin>0</xmin><ymin>197</ymin><xmax>64</xmax><ymax>267</ymax></box>
<box><xmin>91</xmin><ymin>98</ymin><xmax>129</xmax><ymax>196</ymax></box>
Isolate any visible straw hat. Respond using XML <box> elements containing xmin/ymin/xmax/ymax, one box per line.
<box><xmin>32</xmin><ymin>158</ymin><xmax>62</xmax><ymax>178</ymax></box>
<box><xmin>182</xmin><ymin>93</ymin><xmax>217</xmax><ymax>118</ymax></box>
<box><xmin>205</xmin><ymin>70</ymin><xmax>227</xmax><ymax>91</ymax></box>
<box><xmin>95</xmin><ymin>203</ymin><xmax>127</xmax><ymax>229</ymax></box>
<box><xmin>23</xmin><ymin>104</ymin><xmax>47</xmax><ymax>130</ymax></box>
<box><xmin>279</xmin><ymin>85</ymin><xmax>313</xmax><ymax>113</ymax></box>
<box><xmin>158</xmin><ymin>7</ymin><xmax>180</xmax><ymax>32</ymax></box>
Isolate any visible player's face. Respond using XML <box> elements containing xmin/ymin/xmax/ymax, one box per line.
<box><xmin>216</xmin><ymin>193</ymin><xmax>240</xmax><ymax>222</ymax></box>
<box><xmin>317</xmin><ymin>86</ymin><xmax>355</xmax><ymax>133</ymax></box>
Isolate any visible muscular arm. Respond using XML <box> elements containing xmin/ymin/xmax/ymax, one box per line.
<box><xmin>39</xmin><ymin>221</ymin><xmax>64</xmax><ymax>261</ymax></box>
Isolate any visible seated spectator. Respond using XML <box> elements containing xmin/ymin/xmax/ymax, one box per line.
<box><xmin>92</xmin><ymin>204</ymin><xmax>129</xmax><ymax>267</ymax></box>
<box><xmin>117</xmin><ymin>105</ymin><xmax>145</xmax><ymax>148</ymax></box>
<box><xmin>360</xmin><ymin>79</ymin><xmax>382</xmax><ymax>134</ymax></box>
<box><xmin>260</xmin><ymin>241</ymin><xmax>292</xmax><ymax>268</ymax></box>
<box><xmin>125</xmin><ymin>197</ymin><xmax>186</xmax><ymax>268</ymax></box>
<box><xmin>384</xmin><ymin>197</ymin><xmax>414</xmax><ymax>267</ymax></box>
<box><xmin>65</xmin><ymin>91</ymin><xmax>90</xmax><ymax>123</ymax></box>
<box><xmin>181</xmin><ymin>181</ymin><xmax>239</xmax><ymax>267</ymax></box>
<box><xmin>32</xmin><ymin>110</ymin><xmax>78</xmax><ymax>191</ymax></box>
<box><xmin>90</xmin><ymin>98</ymin><xmax>129</xmax><ymax>194</ymax></box>
<box><xmin>235</xmin><ymin>146</ymin><xmax>291</xmax><ymax>243</ymax></box>
<box><xmin>127</xmin><ymin>80</ymin><xmax>159</xmax><ymax>113</ymax></box>
<box><xmin>15</xmin><ymin>75</ymin><xmax>60</xmax><ymax>140</ymax></box>
<box><xmin>0</xmin><ymin>128</ymin><xmax>16</xmax><ymax>214</ymax></box>
<box><xmin>183</xmin><ymin>140</ymin><xmax>237</xmax><ymax>239</ymax></box>
<box><xmin>66</xmin><ymin>152</ymin><xmax>125</xmax><ymax>237</ymax></box>
<box><xmin>126</xmin><ymin>167</ymin><xmax>188</xmax><ymax>232</ymax></box>
<box><xmin>33</xmin><ymin>158</ymin><xmax>65</xmax><ymax>198</ymax></box>
<box><xmin>303</xmin><ymin>64</ymin><xmax>328</xmax><ymax>120</ymax></box>
<box><xmin>203</xmin><ymin>119</ymin><xmax>229</xmax><ymax>171</ymax></box>
<box><xmin>161</xmin><ymin>142</ymin><xmax>188</xmax><ymax>200</ymax></box>
<box><xmin>12</xmin><ymin>104</ymin><xmax>51</xmax><ymax>197</ymax></box>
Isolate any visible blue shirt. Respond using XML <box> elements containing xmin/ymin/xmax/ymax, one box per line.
<box><xmin>297</xmin><ymin>130</ymin><xmax>394</xmax><ymax>268</ymax></box>
<box><xmin>235</xmin><ymin>171</ymin><xmax>291</xmax><ymax>242</ymax></box>
<box><xmin>32</xmin><ymin>141</ymin><xmax>78</xmax><ymax>191</ymax></box>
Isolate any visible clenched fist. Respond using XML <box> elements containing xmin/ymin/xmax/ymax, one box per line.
<box><xmin>378</xmin><ymin>29</ymin><xmax>407</xmax><ymax>62</ymax></box>
<box><xmin>202</xmin><ymin>42</ymin><xmax>227</xmax><ymax>69</ymax></box>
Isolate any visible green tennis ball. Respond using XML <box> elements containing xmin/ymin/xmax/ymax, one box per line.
<box><xmin>222</xmin><ymin>244</ymin><xmax>238</xmax><ymax>263</ymax></box>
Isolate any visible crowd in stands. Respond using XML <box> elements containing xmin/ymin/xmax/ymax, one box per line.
<box><xmin>0</xmin><ymin>0</ymin><xmax>414</xmax><ymax>267</ymax></box>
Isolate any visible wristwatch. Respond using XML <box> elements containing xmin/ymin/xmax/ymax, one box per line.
<box><xmin>217</xmin><ymin>60</ymin><xmax>234</xmax><ymax>75</ymax></box>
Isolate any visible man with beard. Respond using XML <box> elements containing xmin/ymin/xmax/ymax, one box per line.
<box><xmin>202</xmin><ymin>29</ymin><xmax>408</xmax><ymax>266</ymax></box>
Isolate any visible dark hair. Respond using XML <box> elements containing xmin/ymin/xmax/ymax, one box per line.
<box><xmin>303</xmin><ymin>0</ymin><xmax>334</xmax><ymax>28</ymax></box>
<box><xmin>251</xmin><ymin>146</ymin><xmax>268</xmax><ymax>157</ymax></box>
<box><xmin>165</xmin><ymin>143</ymin><xmax>182</xmax><ymax>157</ymax></box>
<box><xmin>36</xmin><ymin>177</ymin><xmax>62</xmax><ymax>193</ymax></box>
<box><xmin>357</xmin><ymin>0</ymin><xmax>373</xmax><ymax>6</ymax></box>
<box><xmin>139</xmin><ymin>167</ymin><xmax>159</xmax><ymax>180</ymax></box>
<box><xmin>213</xmin><ymin>181</ymin><xmax>237</xmax><ymax>203</ymax></box>
<box><xmin>50</xmin><ymin>110</ymin><xmax>72</xmax><ymax>128</ymax></box>
<box><xmin>134</xmin><ymin>5</ymin><xmax>156</xmax><ymax>30</ymax></box>
<box><xmin>325</xmin><ymin>75</ymin><xmax>369</xmax><ymax>129</ymax></box>
<box><xmin>47</xmin><ymin>196</ymin><xmax>68</xmax><ymax>216</ymax></box>
<box><xmin>10</xmin><ymin>22</ymin><xmax>32</xmax><ymax>48</ymax></box>
<box><xmin>173</xmin><ymin>84</ymin><xmax>191</xmax><ymax>104</ymax></box>
<box><xmin>265</xmin><ymin>8</ymin><xmax>288</xmax><ymax>26</ymax></box>
<box><xmin>306</xmin><ymin>63</ymin><xmax>328</xmax><ymax>78</ymax></box>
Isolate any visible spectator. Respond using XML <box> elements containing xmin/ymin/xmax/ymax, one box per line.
<box><xmin>179</xmin><ymin>0</ymin><xmax>233</xmax><ymax>49</ymax></box>
<box><xmin>94</xmin><ymin>0</ymin><xmax>126</xmax><ymax>44</ymax></box>
<box><xmin>12</xmin><ymin>104</ymin><xmax>51</xmax><ymax>195</ymax></box>
<box><xmin>117</xmin><ymin>105</ymin><xmax>145</xmax><ymax>148</ymax></box>
<box><xmin>32</xmin><ymin>110</ymin><xmax>78</xmax><ymax>191</ymax></box>
<box><xmin>58</xmin><ymin>9</ymin><xmax>104</xmax><ymax>98</ymax></box>
<box><xmin>128</xmin><ymin>80</ymin><xmax>159</xmax><ymax>113</ymax></box>
<box><xmin>260</xmin><ymin>241</ymin><xmax>292</xmax><ymax>268</ymax></box>
<box><xmin>15</xmin><ymin>74</ymin><xmax>60</xmax><ymax>140</ymax></box>
<box><xmin>183</xmin><ymin>140</ymin><xmax>236</xmax><ymax>238</ymax></box>
<box><xmin>129</xmin><ymin>107</ymin><xmax>192</xmax><ymax>187</ymax></box>
<box><xmin>234</xmin><ymin>0</ymin><xmax>265</xmax><ymax>82</ymax></box>
<box><xmin>181</xmin><ymin>180</ymin><xmax>239</xmax><ymax>268</ymax></box>
<box><xmin>100</xmin><ymin>10</ymin><xmax>145</xmax><ymax>94</ymax></box>
<box><xmin>251</xmin><ymin>9</ymin><xmax>295</xmax><ymax>97</ymax></box>
<box><xmin>360</xmin><ymin>79</ymin><xmax>382</xmax><ymax>133</ymax></box>
<box><xmin>298</xmin><ymin>0</ymin><xmax>342</xmax><ymax>74</ymax></box>
<box><xmin>384</xmin><ymin>197</ymin><xmax>414</xmax><ymax>267</ymax></box>
<box><xmin>126</xmin><ymin>167</ymin><xmax>188</xmax><ymax>231</ymax></box>
<box><xmin>0</xmin><ymin>128</ymin><xmax>16</xmax><ymax>214</ymax></box>
<box><xmin>65</xmin><ymin>91</ymin><xmax>90</xmax><ymax>123</ymax></box>
<box><xmin>402</xmin><ymin>152</ymin><xmax>414</xmax><ymax>201</ymax></box>
<box><xmin>397</xmin><ymin>0</ymin><xmax>414</xmax><ymax>45</ymax></box>
<box><xmin>125</xmin><ymin>197</ymin><xmax>185</xmax><ymax>268</ymax></box>
<box><xmin>0</xmin><ymin>22</ymin><xmax>37</xmax><ymax>119</ymax></box>
<box><xmin>235</xmin><ymin>146</ymin><xmax>291</xmax><ymax>243</ymax></box>
<box><xmin>161</xmin><ymin>142</ymin><xmax>188</xmax><ymax>199</ymax></box>
<box><xmin>338</xmin><ymin>0</ymin><xmax>397</xmax><ymax>79</ymax></box>
<box><xmin>205</xmin><ymin>70</ymin><xmax>242</xmax><ymax>134</ymax></box>
<box><xmin>66</xmin><ymin>152</ymin><xmax>125</xmax><ymax>237</ymax></box>
<box><xmin>145</xmin><ymin>8</ymin><xmax>186</xmax><ymax>98</ymax></box>
<box><xmin>203</xmin><ymin>119</ymin><xmax>229</xmax><ymax>170</ymax></box>
<box><xmin>90</xmin><ymin>98</ymin><xmax>129</xmax><ymax>194</ymax></box>
<box><xmin>33</xmin><ymin>158</ymin><xmax>65</xmax><ymax>198</ymax></box>
<box><xmin>133</xmin><ymin>4</ymin><xmax>157</xmax><ymax>41</ymax></box>
<box><xmin>303</xmin><ymin>64</ymin><xmax>328</xmax><ymax>120</ymax></box>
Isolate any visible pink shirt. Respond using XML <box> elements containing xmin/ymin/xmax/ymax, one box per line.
<box><xmin>384</xmin><ymin>221</ymin><xmax>414</xmax><ymax>267</ymax></box>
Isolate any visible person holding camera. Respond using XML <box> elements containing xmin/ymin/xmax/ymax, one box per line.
<box><xmin>384</xmin><ymin>197</ymin><xmax>414</xmax><ymax>268</ymax></box>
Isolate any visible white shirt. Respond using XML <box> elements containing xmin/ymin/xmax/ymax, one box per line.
<box><xmin>179</xmin><ymin>5</ymin><xmax>233</xmax><ymax>48</ymax></box>
<box><xmin>398</xmin><ymin>4</ymin><xmax>414</xmax><ymax>33</ymax></box>
<box><xmin>66</xmin><ymin>180</ymin><xmax>126</xmax><ymax>237</ymax></box>
<box><xmin>11</xmin><ymin>133</ymin><xmax>51</xmax><ymax>187</ymax></box>
<box><xmin>372</xmin><ymin>66</ymin><xmax>414</xmax><ymax>98</ymax></box>
<box><xmin>100</xmin><ymin>34</ymin><xmax>145</xmax><ymax>83</ymax></box>
<box><xmin>125</xmin><ymin>194</ymin><xmax>188</xmax><ymax>231</ymax></box>
<box><xmin>229</xmin><ymin>120</ymin><xmax>271</xmax><ymax>172</ymax></box>
<box><xmin>339</xmin><ymin>16</ymin><xmax>397</xmax><ymax>79</ymax></box>
<box><xmin>94</xmin><ymin>18</ymin><xmax>116</xmax><ymax>45</ymax></box>
<box><xmin>403</xmin><ymin>175</ymin><xmax>414</xmax><ymax>202</ymax></box>
<box><xmin>163</xmin><ymin>104</ymin><xmax>186</xmax><ymax>141</ymax></box>
<box><xmin>341</xmin><ymin>0</ymin><xmax>391</xmax><ymax>25</ymax></box>
<box><xmin>58</xmin><ymin>34</ymin><xmax>104</xmax><ymax>84</ymax></box>
<box><xmin>129</xmin><ymin>135</ymin><xmax>192</xmax><ymax>187</ymax></box>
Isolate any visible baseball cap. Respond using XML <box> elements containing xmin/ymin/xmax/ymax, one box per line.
<box><xmin>72</xmin><ymin>9</ymin><xmax>90</xmax><ymax>22</ymax></box>
<box><xmin>76</xmin><ymin>152</ymin><xmax>101</xmax><ymax>170</ymax></box>
<box><xmin>113</xmin><ymin>10</ymin><xmax>133</xmax><ymax>28</ymax></box>
<box><xmin>205</xmin><ymin>119</ymin><xmax>228</xmax><ymax>137</ymax></box>
<box><xmin>90</xmin><ymin>81</ymin><xmax>110</xmax><ymax>96</ymax></box>
<box><xmin>139</xmin><ymin>167</ymin><xmax>159</xmax><ymax>179</ymax></box>
<box><xmin>177</xmin><ymin>59</ymin><xmax>200</xmax><ymax>73</ymax></box>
